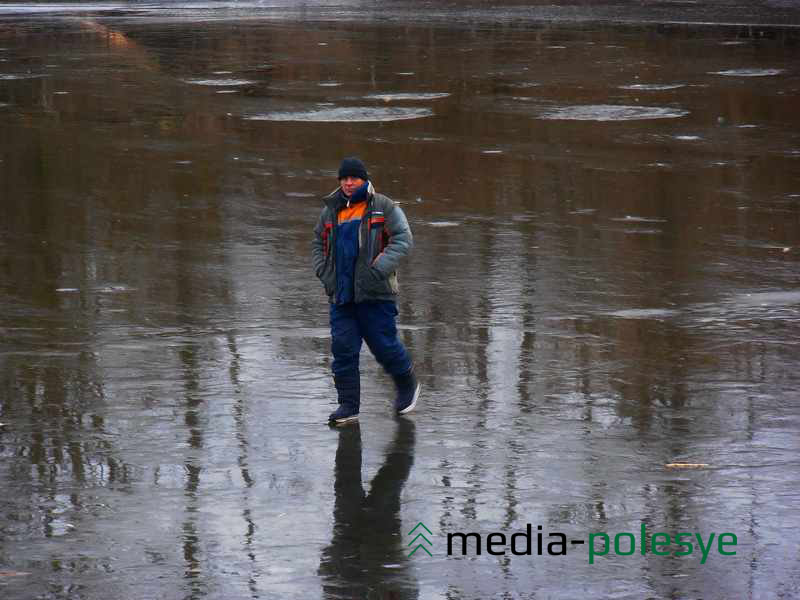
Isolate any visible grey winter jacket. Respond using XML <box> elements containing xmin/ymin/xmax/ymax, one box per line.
<box><xmin>312</xmin><ymin>182</ymin><xmax>413</xmax><ymax>303</ymax></box>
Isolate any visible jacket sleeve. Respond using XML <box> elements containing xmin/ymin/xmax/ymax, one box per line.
<box><xmin>311</xmin><ymin>208</ymin><xmax>327</xmax><ymax>278</ymax></box>
<box><xmin>372</xmin><ymin>201</ymin><xmax>413</xmax><ymax>276</ymax></box>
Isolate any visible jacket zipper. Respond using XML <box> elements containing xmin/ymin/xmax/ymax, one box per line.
<box><xmin>328</xmin><ymin>192</ymin><xmax>373</xmax><ymax>303</ymax></box>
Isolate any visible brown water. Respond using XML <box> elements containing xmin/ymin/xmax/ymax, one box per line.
<box><xmin>1</xmin><ymin>3</ymin><xmax>800</xmax><ymax>599</ymax></box>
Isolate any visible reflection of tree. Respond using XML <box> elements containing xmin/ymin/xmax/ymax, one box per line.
<box><xmin>319</xmin><ymin>420</ymin><xmax>419</xmax><ymax>600</ymax></box>
<box><xmin>177</xmin><ymin>342</ymin><xmax>207</xmax><ymax>598</ymax></box>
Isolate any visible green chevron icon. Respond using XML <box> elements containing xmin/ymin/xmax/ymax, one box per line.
<box><xmin>408</xmin><ymin>522</ymin><xmax>433</xmax><ymax>557</ymax></box>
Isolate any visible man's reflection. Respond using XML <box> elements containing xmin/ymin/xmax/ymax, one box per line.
<box><xmin>319</xmin><ymin>419</ymin><xmax>419</xmax><ymax>600</ymax></box>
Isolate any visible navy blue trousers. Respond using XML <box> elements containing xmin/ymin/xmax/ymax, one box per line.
<box><xmin>330</xmin><ymin>301</ymin><xmax>412</xmax><ymax>384</ymax></box>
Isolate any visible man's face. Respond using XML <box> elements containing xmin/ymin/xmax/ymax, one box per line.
<box><xmin>340</xmin><ymin>176</ymin><xmax>365</xmax><ymax>197</ymax></box>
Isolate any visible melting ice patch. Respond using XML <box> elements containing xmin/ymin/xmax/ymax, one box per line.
<box><xmin>0</xmin><ymin>73</ymin><xmax>48</xmax><ymax>80</ymax></box>
<box><xmin>247</xmin><ymin>106</ymin><xmax>433</xmax><ymax>122</ymax></box>
<box><xmin>611</xmin><ymin>215</ymin><xmax>666</xmax><ymax>223</ymax></box>
<box><xmin>620</xmin><ymin>83</ymin><xmax>686</xmax><ymax>91</ymax></box>
<box><xmin>93</xmin><ymin>285</ymin><xmax>134</xmax><ymax>293</ymax></box>
<box><xmin>183</xmin><ymin>78</ymin><xmax>256</xmax><ymax>86</ymax></box>
<box><xmin>711</xmin><ymin>69</ymin><xmax>784</xmax><ymax>77</ymax></box>
<box><xmin>607</xmin><ymin>308</ymin><xmax>677</xmax><ymax>319</ymax></box>
<box><xmin>539</xmin><ymin>105</ymin><xmax>688</xmax><ymax>121</ymax></box>
<box><xmin>365</xmin><ymin>93</ymin><xmax>450</xmax><ymax>101</ymax></box>
<box><xmin>56</xmin><ymin>285</ymin><xmax>134</xmax><ymax>294</ymax></box>
<box><xmin>734</xmin><ymin>291</ymin><xmax>800</xmax><ymax>306</ymax></box>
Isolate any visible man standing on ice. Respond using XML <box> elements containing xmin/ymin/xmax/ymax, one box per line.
<box><xmin>312</xmin><ymin>157</ymin><xmax>420</xmax><ymax>425</ymax></box>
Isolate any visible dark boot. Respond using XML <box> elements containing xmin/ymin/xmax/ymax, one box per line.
<box><xmin>329</xmin><ymin>373</ymin><xmax>360</xmax><ymax>425</ymax></box>
<box><xmin>392</xmin><ymin>367</ymin><xmax>420</xmax><ymax>415</ymax></box>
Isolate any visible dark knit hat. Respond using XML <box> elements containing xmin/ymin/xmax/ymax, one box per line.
<box><xmin>338</xmin><ymin>157</ymin><xmax>369</xmax><ymax>181</ymax></box>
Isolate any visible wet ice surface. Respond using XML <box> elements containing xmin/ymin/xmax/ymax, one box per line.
<box><xmin>2</xmin><ymin>3</ymin><xmax>800</xmax><ymax>600</ymax></box>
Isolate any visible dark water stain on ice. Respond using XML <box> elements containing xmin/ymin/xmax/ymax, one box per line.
<box><xmin>1</xmin><ymin>3</ymin><xmax>800</xmax><ymax>600</ymax></box>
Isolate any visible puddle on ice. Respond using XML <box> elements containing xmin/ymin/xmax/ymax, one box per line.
<box><xmin>711</xmin><ymin>68</ymin><xmax>785</xmax><ymax>77</ymax></box>
<box><xmin>674</xmin><ymin>135</ymin><xmax>702</xmax><ymax>141</ymax></box>
<box><xmin>182</xmin><ymin>78</ymin><xmax>256</xmax><ymax>86</ymax></box>
<box><xmin>365</xmin><ymin>92</ymin><xmax>450</xmax><ymax>101</ymax></box>
<box><xmin>620</xmin><ymin>83</ymin><xmax>686</xmax><ymax>91</ymax></box>
<box><xmin>318</xmin><ymin>82</ymin><xmax>341</xmax><ymax>87</ymax></box>
<box><xmin>247</xmin><ymin>106</ymin><xmax>433</xmax><ymax>122</ymax></box>
<box><xmin>539</xmin><ymin>105</ymin><xmax>689</xmax><ymax>121</ymax></box>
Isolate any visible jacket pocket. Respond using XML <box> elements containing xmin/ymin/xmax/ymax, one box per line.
<box><xmin>319</xmin><ymin>261</ymin><xmax>335</xmax><ymax>297</ymax></box>
<box><xmin>362</xmin><ymin>266</ymin><xmax>393</xmax><ymax>296</ymax></box>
